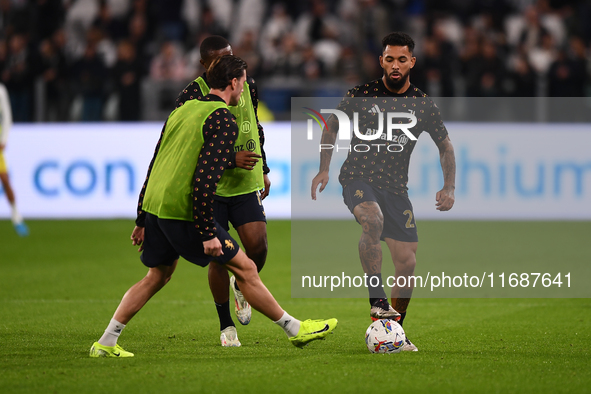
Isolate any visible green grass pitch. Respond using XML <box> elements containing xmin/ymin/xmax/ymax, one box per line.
<box><xmin>0</xmin><ymin>219</ymin><xmax>589</xmax><ymax>393</ymax></box>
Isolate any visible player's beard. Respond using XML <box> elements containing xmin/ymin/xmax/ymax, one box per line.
<box><xmin>383</xmin><ymin>70</ymin><xmax>409</xmax><ymax>91</ymax></box>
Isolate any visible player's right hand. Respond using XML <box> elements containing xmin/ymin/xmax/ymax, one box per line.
<box><xmin>235</xmin><ymin>151</ymin><xmax>261</xmax><ymax>170</ymax></box>
<box><xmin>311</xmin><ymin>171</ymin><xmax>329</xmax><ymax>200</ymax></box>
<box><xmin>131</xmin><ymin>226</ymin><xmax>145</xmax><ymax>252</ymax></box>
<box><xmin>203</xmin><ymin>237</ymin><xmax>223</xmax><ymax>257</ymax></box>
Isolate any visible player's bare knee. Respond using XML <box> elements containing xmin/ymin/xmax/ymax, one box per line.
<box><xmin>249</xmin><ymin>244</ymin><xmax>267</xmax><ymax>272</ymax></box>
<box><xmin>228</xmin><ymin>252</ymin><xmax>258</xmax><ymax>284</ymax></box>
<box><xmin>146</xmin><ymin>266</ymin><xmax>174</xmax><ymax>288</ymax></box>
<box><xmin>238</xmin><ymin>261</ymin><xmax>259</xmax><ymax>288</ymax></box>
<box><xmin>157</xmin><ymin>273</ymin><xmax>172</xmax><ymax>288</ymax></box>
<box><xmin>242</xmin><ymin>233</ymin><xmax>267</xmax><ymax>272</ymax></box>
<box><xmin>394</xmin><ymin>255</ymin><xmax>416</xmax><ymax>274</ymax></box>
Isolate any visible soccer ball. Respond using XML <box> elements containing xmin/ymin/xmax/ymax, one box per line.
<box><xmin>365</xmin><ymin>319</ymin><xmax>405</xmax><ymax>354</ymax></box>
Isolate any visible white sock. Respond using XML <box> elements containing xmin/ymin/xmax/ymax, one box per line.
<box><xmin>273</xmin><ymin>311</ymin><xmax>301</xmax><ymax>338</ymax></box>
<box><xmin>11</xmin><ymin>204</ymin><xmax>23</xmax><ymax>225</ymax></box>
<box><xmin>98</xmin><ymin>318</ymin><xmax>126</xmax><ymax>347</ymax></box>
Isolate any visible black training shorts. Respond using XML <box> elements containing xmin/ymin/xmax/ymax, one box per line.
<box><xmin>140</xmin><ymin>213</ymin><xmax>240</xmax><ymax>268</ymax></box>
<box><xmin>213</xmin><ymin>191</ymin><xmax>266</xmax><ymax>232</ymax></box>
<box><xmin>343</xmin><ymin>180</ymin><xmax>418</xmax><ymax>242</ymax></box>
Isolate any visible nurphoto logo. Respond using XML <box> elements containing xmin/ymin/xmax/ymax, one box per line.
<box><xmin>303</xmin><ymin>106</ymin><xmax>418</xmax><ymax>153</ymax></box>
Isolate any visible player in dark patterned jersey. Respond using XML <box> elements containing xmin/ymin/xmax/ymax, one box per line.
<box><xmin>89</xmin><ymin>56</ymin><xmax>338</xmax><ymax>358</ymax></box>
<box><xmin>311</xmin><ymin>32</ymin><xmax>456</xmax><ymax>351</ymax></box>
<box><xmin>175</xmin><ymin>36</ymin><xmax>271</xmax><ymax>347</ymax></box>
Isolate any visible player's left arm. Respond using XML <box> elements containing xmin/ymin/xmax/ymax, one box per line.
<box><xmin>435</xmin><ymin>136</ymin><xmax>456</xmax><ymax>211</ymax></box>
<box><xmin>248</xmin><ymin>76</ymin><xmax>271</xmax><ymax>199</ymax></box>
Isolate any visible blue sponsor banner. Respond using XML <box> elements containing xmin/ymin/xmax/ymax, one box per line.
<box><xmin>2</xmin><ymin>122</ymin><xmax>591</xmax><ymax>220</ymax></box>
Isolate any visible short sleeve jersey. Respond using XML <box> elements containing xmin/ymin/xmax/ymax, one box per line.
<box><xmin>336</xmin><ymin>79</ymin><xmax>448</xmax><ymax>194</ymax></box>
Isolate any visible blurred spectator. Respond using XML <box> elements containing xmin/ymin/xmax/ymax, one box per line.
<box><xmin>528</xmin><ymin>32</ymin><xmax>557</xmax><ymax>75</ymax></box>
<box><xmin>37</xmin><ymin>38</ymin><xmax>70</xmax><ymax>121</ymax></box>
<box><xmin>260</xmin><ymin>3</ymin><xmax>293</xmax><ymax>66</ymax></box>
<box><xmin>460</xmin><ymin>27</ymin><xmax>482</xmax><ymax>97</ymax></box>
<box><xmin>126</xmin><ymin>0</ymin><xmax>156</xmax><ymax>42</ymax></box>
<box><xmin>300</xmin><ymin>45</ymin><xmax>323</xmax><ymax>79</ymax></box>
<box><xmin>233</xmin><ymin>30</ymin><xmax>262</xmax><ymax>79</ymax></box>
<box><xmin>2</xmin><ymin>34</ymin><xmax>33</xmax><ymax>122</ymax></box>
<box><xmin>231</xmin><ymin>0</ymin><xmax>266</xmax><ymax>46</ymax></box>
<box><xmin>0</xmin><ymin>0</ymin><xmax>30</xmax><ymax>37</ymax></box>
<box><xmin>568</xmin><ymin>36</ymin><xmax>588</xmax><ymax>96</ymax></box>
<box><xmin>63</xmin><ymin>0</ymin><xmax>100</xmax><ymax>59</ymax></box>
<box><xmin>477</xmin><ymin>39</ymin><xmax>506</xmax><ymax>96</ymax></box>
<box><xmin>152</xmin><ymin>0</ymin><xmax>185</xmax><ymax>41</ymax></box>
<box><xmin>31</xmin><ymin>0</ymin><xmax>65</xmax><ymax>45</ymax></box>
<box><xmin>293</xmin><ymin>0</ymin><xmax>341</xmax><ymax>47</ymax></box>
<box><xmin>518</xmin><ymin>6</ymin><xmax>550</xmax><ymax>51</ymax></box>
<box><xmin>71</xmin><ymin>43</ymin><xmax>108</xmax><ymax>121</ymax></box>
<box><xmin>352</xmin><ymin>0</ymin><xmax>390</xmax><ymax>56</ymax></box>
<box><xmin>194</xmin><ymin>6</ymin><xmax>228</xmax><ymax>39</ymax></box>
<box><xmin>472</xmin><ymin>12</ymin><xmax>506</xmax><ymax>48</ymax></box>
<box><xmin>535</xmin><ymin>0</ymin><xmax>566</xmax><ymax>46</ymax></box>
<box><xmin>416</xmin><ymin>36</ymin><xmax>455</xmax><ymax>97</ymax></box>
<box><xmin>507</xmin><ymin>53</ymin><xmax>537</xmax><ymax>97</ymax></box>
<box><xmin>86</xmin><ymin>26</ymin><xmax>117</xmax><ymax>68</ymax></box>
<box><xmin>207</xmin><ymin>0</ymin><xmax>233</xmax><ymax>34</ymax></box>
<box><xmin>334</xmin><ymin>45</ymin><xmax>361</xmax><ymax>85</ymax></box>
<box><xmin>112</xmin><ymin>40</ymin><xmax>142</xmax><ymax>121</ymax></box>
<box><xmin>126</xmin><ymin>13</ymin><xmax>153</xmax><ymax>74</ymax></box>
<box><xmin>92</xmin><ymin>0</ymin><xmax>128</xmax><ymax>42</ymax></box>
<box><xmin>149</xmin><ymin>41</ymin><xmax>186</xmax><ymax>81</ymax></box>
<box><xmin>311</xmin><ymin>12</ymin><xmax>342</xmax><ymax>74</ymax></box>
<box><xmin>547</xmin><ymin>47</ymin><xmax>585</xmax><ymax>97</ymax></box>
<box><xmin>269</xmin><ymin>32</ymin><xmax>302</xmax><ymax>77</ymax></box>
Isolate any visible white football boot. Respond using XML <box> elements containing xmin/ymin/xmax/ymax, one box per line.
<box><xmin>220</xmin><ymin>326</ymin><xmax>241</xmax><ymax>347</ymax></box>
<box><xmin>402</xmin><ymin>336</ymin><xmax>418</xmax><ymax>351</ymax></box>
<box><xmin>230</xmin><ymin>275</ymin><xmax>251</xmax><ymax>325</ymax></box>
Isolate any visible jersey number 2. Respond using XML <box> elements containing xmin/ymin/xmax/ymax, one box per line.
<box><xmin>403</xmin><ymin>210</ymin><xmax>415</xmax><ymax>228</ymax></box>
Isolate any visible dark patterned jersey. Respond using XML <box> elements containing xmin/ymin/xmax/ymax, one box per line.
<box><xmin>336</xmin><ymin>79</ymin><xmax>448</xmax><ymax>194</ymax></box>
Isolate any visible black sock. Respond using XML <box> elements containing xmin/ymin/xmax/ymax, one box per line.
<box><xmin>215</xmin><ymin>301</ymin><xmax>234</xmax><ymax>331</ymax></box>
<box><xmin>367</xmin><ymin>274</ymin><xmax>387</xmax><ymax>301</ymax></box>
<box><xmin>399</xmin><ymin>311</ymin><xmax>407</xmax><ymax>327</ymax></box>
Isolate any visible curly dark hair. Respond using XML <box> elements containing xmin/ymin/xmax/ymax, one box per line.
<box><xmin>382</xmin><ymin>32</ymin><xmax>415</xmax><ymax>53</ymax></box>
<box><xmin>206</xmin><ymin>55</ymin><xmax>248</xmax><ymax>90</ymax></box>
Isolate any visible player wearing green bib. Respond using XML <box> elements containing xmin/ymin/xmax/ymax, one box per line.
<box><xmin>175</xmin><ymin>36</ymin><xmax>270</xmax><ymax>347</ymax></box>
<box><xmin>90</xmin><ymin>55</ymin><xmax>338</xmax><ymax>357</ymax></box>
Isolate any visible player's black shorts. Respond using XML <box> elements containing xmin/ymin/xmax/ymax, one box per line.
<box><xmin>213</xmin><ymin>191</ymin><xmax>266</xmax><ymax>232</ymax></box>
<box><xmin>342</xmin><ymin>180</ymin><xmax>418</xmax><ymax>242</ymax></box>
<box><xmin>140</xmin><ymin>213</ymin><xmax>240</xmax><ymax>268</ymax></box>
